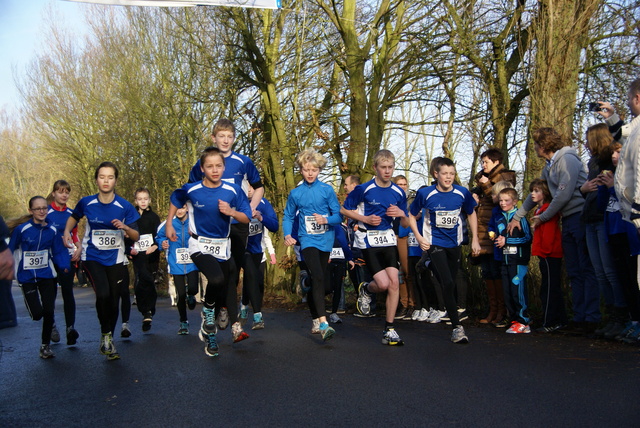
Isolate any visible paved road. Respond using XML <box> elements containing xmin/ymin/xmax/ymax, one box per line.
<box><xmin>1</xmin><ymin>284</ymin><xmax>639</xmax><ymax>427</ymax></box>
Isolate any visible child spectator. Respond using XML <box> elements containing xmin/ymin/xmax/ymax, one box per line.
<box><xmin>529</xmin><ymin>179</ymin><xmax>567</xmax><ymax>332</ymax></box>
<box><xmin>492</xmin><ymin>188</ymin><xmax>532</xmax><ymax>333</ymax></box>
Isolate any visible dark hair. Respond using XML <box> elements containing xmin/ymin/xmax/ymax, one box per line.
<box><xmin>433</xmin><ymin>157</ymin><xmax>455</xmax><ymax>173</ymax></box>
<box><xmin>134</xmin><ymin>187</ymin><xmax>150</xmax><ymax>198</ymax></box>
<box><xmin>480</xmin><ymin>148</ymin><xmax>503</xmax><ymax>164</ymax></box>
<box><xmin>95</xmin><ymin>162</ymin><xmax>119</xmax><ymax>179</ymax></box>
<box><xmin>630</xmin><ymin>78</ymin><xmax>640</xmax><ymax>97</ymax></box>
<box><xmin>533</xmin><ymin>128</ymin><xmax>566</xmax><ymax>153</ymax></box>
<box><xmin>200</xmin><ymin>146</ymin><xmax>225</xmax><ymax>167</ymax></box>
<box><xmin>529</xmin><ymin>178</ymin><xmax>552</xmax><ymax>203</ymax></box>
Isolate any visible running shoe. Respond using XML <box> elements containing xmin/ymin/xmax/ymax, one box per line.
<box><xmin>329</xmin><ymin>313</ymin><xmax>342</xmax><ymax>324</ymax></box>
<box><xmin>493</xmin><ymin>318</ymin><xmax>508</xmax><ymax>328</ymax></box>
<box><xmin>217</xmin><ymin>307</ymin><xmax>229</xmax><ymax>330</ymax></box>
<box><xmin>356</xmin><ymin>282</ymin><xmax>372</xmax><ymax>316</ymax></box>
<box><xmin>100</xmin><ymin>333</ymin><xmax>120</xmax><ymax>359</ymax></box>
<box><xmin>381</xmin><ymin>328</ymin><xmax>404</xmax><ymax>346</ymax></box>
<box><xmin>535</xmin><ymin>324</ymin><xmax>566</xmax><ymax>333</ymax></box>
<box><xmin>506</xmin><ymin>321</ymin><xmax>531</xmax><ymax>333</ymax></box>
<box><xmin>187</xmin><ymin>295</ymin><xmax>196</xmax><ymax>310</ymax></box>
<box><xmin>411</xmin><ymin>308</ymin><xmax>422</xmax><ymax>321</ymax></box>
<box><xmin>458</xmin><ymin>308</ymin><xmax>469</xmax><ymax>322</ymax></box>
<box><xmin>451</xmin><ymin>325</ymin><xmax>469</xmax><ymax>344</ymax></box>
<box><xmin>142</xmin><ymin>312</ymin><xmax>153</xmax><ymax>332</ymax></box>
<box><xmin>353</xmin><ymin>312</ymin><xmax>376</xmax><ymax>318</ymax></box>
<box><xmin>203</xmin><ymin>332</ymin><xmax>219</xmax><ymax>357</ymax></box>
<box><xmin>428</xmin><ymin>310</ymin><xmax>446</xmax><ymax>324</ymax></box>
<box><xmin>252</xmin><ymin>312</ymin><xmax>265</xmax><ymax>330</ymax></box>
<box><xmin>296</xmin><ymin>270</ymin><xmax>309</xmax><ymax>296</ymax></box>
<box><xmin>403</xmin><ymin>307</ymin><xmax>415</xmax><ymax>320</ymax></box>
<box><xmin>232</xmin><ymin>322</ymin><xmax>250</xmax><ymax>343</ymax></box>
<box><xmin>51</xmin><ymin>324</ymin><xmax>60</xmax><ymax>343</ymax></box>
<box><xmin>319</xmin><ymin>322</ymin><xmax>335</xmax><ymax>341</ymax></box>
<box><xmin>621</xmin><ymin>323</ymin><xmax>640</xmax><ymax>344</ymax></box>
<box><xmin>66</xmin><ymin>326</ymin><xmax>79</xmax><ymax>346</ymax></box>
<box><xmin>239</xmin><ymin>304</ymin><xmax>249</xmax><ymax>326</ymax></box>
<box><xmin>440</xmin><ymin>312</ymin><xmax>450</xmax><ymax>322</ymax></box>
<box><xmin>39</xmin><ymin>344</ymin><xmax>54</xmax><ymax>359</ymax></box>
<box><xmin>178</xmin><ymin>321</ymin><xmax>189</xmax><ymax>335</ymax></box>
<box><xmin>394</xmin><ymin>306</ymin><xmax>408</xmax><ymax>320</ymax></box>
<box><xmin>311</xmin><ymin>318</ymin><xmax>321</xmax><ymax>334</ymax></box>
<box><xmin>121</xmin><ymin>322</ymin><xmax>132</xmax><ymax>338</ymax></box>
<box><xmin>417</xmin><ymin>308</ymin><xmax>431</xmax><ymax>322</ymax></box>
<box><xmin>201</xmin><ymin>307</ymin><xmax>217</xmax><ymax>335</ymax></box>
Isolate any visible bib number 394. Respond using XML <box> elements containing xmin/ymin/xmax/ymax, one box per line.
<box><xmin>367</xmin><ymin>229</ymin><xmax>397</xmax><ymax>247</ymax></box>
<box><xmin>23</xmin><ymin>250</ymin><xmax>48</xmax><ymax>270</ymax></box>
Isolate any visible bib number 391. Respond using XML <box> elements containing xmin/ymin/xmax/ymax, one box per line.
<box><xmin>305</xmin><ymin>216</ymin><xmax>328</xmax><ymax>234</ymax></box>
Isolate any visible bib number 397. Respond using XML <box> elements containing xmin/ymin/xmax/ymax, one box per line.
<box><xmin>23</xmin><ymin>250</ymin><xmax>48</xmax><ymax>270</ymax></box>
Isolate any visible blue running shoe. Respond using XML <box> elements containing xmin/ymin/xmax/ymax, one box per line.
<box><xmin>201</xmin><ymin>307</ymin><xmax>217</xmax><ymax>335</ymax></box>
<box><xmin>252</xmin><ymin>312</ymin><xmax>264</xmax><ymax>330</ymax></box>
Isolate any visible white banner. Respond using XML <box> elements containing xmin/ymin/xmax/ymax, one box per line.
<box><xmin>68</xmin><ymin>0</ymin><xmax>281</xmax><ymax>9</ymax></box>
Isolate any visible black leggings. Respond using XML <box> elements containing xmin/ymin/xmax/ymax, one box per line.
<box><xmin>327</xmin><ymin>261</ymin><xmax>346</xmax><ymax>313</ymax></box>
<box><xmin>22</xmin><ymin>278</ymin><xmax>57</xmax><ymax>344</ymax></box>
<box><xmin>242</xmin><ymin>252</ymin><xmax>265</xmax><ymax>313</ymax></box>
<box><xmin>427</xmin><ymin>246</ymin><xmax>461</xmax><ymax>325</ymax></box>
<box><xmin>174</xmin><ymin>271</ymin><xmax>200</xmax><ymax>322</ymax></box>
<box><xmin>133</xmin><ymin>254</ymin><xmax>158</xmax><ymax>316</ymax></box>
<box><xmin>83</xmin><ymin>261</ymin><xmax>129</xmax><ymax>334</ymax></box>
<box><xmin>55</xmin><ymin>265</ymin><xmax>76</xmax><ymax>327</ymax></box>
<box><xmin>191</xmin><ymin>252</ymin><xmax>238</xmax><ymax>323</ymax></box>
<box><xmin>301</xmin><ymin>247</ymin><xmax>331</xmax><ymax>319</ymax></box>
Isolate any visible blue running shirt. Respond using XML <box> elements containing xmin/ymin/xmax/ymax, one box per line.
<box><xmin>72</xmin><ymin>194</ymin><xmax>140</xmax><ymax>265</ymax></box>
<box><xmin>343</xmin><ymin>179</ymin><xmax>408</xmax><ymax>249</ymax></box>
<box><xmin>410</xmin><ymin>184</ymin><xmax>476</xmax><ymax>248</ymax></box>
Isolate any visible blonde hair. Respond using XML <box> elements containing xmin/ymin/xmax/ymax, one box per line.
<box><xmin>373</xmin><ymin>149</ymin><xmax>395</xmax><ymax>166</ymax></box>
<box><xmin>296</xmin><ymin>148</ymin><xmax>327</xmax><ymax>170</ymax></box>
<box><xmin>491</xmin><ymin>180</ymin><xmax>515</xmax><ymax>196</ymax></box>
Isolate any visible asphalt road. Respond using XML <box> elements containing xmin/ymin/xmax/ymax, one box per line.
<box><xmin>1</xmin><ymin>284</ymin><xmax>639</xmax><ymax>428</ymax></box>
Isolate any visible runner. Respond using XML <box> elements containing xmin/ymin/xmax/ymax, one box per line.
<box><xmin>341</xmin><ymin>149</ymin><xmax>410</xmax><ymax>346</ymax></box>
<box><xmin>166</xmin><ymin>146</ymin><xmax>252</xmax><ymax>357</ymax></box>
<box><xmin>9</xmin><ymin>196</ymin><xmax>71</xmax><ymax>358</ymax></box>
<box><xmin>45</xmin><ymin>180</ymin><xmax>81</xmax><ymax>345</ymax></box>
<box><xmin>63</xmin><ymin>162</ymin><xmax>140</xmax><ymax>360</ymax></box>
<box><xmin>283</xmin><ymin>148</ymin><xmax>342</xmax><ymax>341</ymax></box>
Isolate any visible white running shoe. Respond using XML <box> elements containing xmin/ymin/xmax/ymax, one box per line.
<box><xmin>311</xmin><ymin>318</ymin><xmax>321</xmax><ymax>334</ymax></box>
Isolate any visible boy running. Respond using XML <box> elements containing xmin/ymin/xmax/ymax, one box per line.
<box><xmin>341</xmin><ymin>150</ymin><xmax>409</xmax><ymax>346</ymax></box>
<box><xmin>409</xmin><ymin>157</ymin><xmax>480</xmax><ymax>344</ymax></box>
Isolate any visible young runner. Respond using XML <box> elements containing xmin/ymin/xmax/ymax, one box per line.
<box><xmin>9</xmin><ymin>196</ymin><xmax>71</xmax><ymax>358</ymax></box>
<box><xmin>45</xmin><ymin>180</ymin><xmax>81</xmax><ymax>345</ymax></box>
<box><xmin>341</xmin><ymin>149</ymin><xmax>410</xmax><ymax>346</ymax></box>
<box><xmin>283</xmin><ymin>148</ymin><xmax>342</xmax><ymax>341</ymax></box>
<box><xmin>166</xmin><ymin>147</ymin><xmax>252</xmax><ymax>357</ymax></box>
<box><xmin>156</xmin><ymin>205</ymin><xmax>199</xmax><ymax>335</ymax></box>
<box><xmin>409</xmin><ymin>157</ymin><xmax>481</xmax><ymax>344</ymax></box>
<box><xmin>64</xmin><ymin>162</ymin><xmax>140</xmax><ymax>360</ymax></box>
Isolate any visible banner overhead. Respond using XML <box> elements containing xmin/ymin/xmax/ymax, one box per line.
<box><xmin>67</xmin><ymin>0</ymin><xmax>281</xmax><ymax>9</ymax></box>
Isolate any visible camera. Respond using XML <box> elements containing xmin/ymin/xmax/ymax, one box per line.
<box><xmin>588</xmin><ymin>102</ymin><xmax>603</xmax><ymax>112</ymax></box>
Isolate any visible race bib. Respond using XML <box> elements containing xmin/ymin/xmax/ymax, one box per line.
<box><xmin>23</xmin><ymin>250</ymin><xmax>48</xmax><ymax>270</ymax></box>
<box><xmin>408</xmin><ymin>233</ymin><xmax>419</xmax><ymax>247</ymax></box>
<box><xmin>606</xmin><ymin>196</ymin><xmax>620</xmax><ymax>213</ymax></box>
<box><xmin>330</xmin><ymin>247</ymin><xmax>345</xmax><ymax>259</ymax></box>
<box><xmin>135</xmin><ymin>234</ymin><xmax>154</xmax><ymax>252</ymax></box>
<box><xmin>305</xmin><ymin>216</ymin><xmax>328</xmax><ymax>234</ymax></box>
<box><xmin>92</xmin><ymin>230</ymin><xmax>123</xmax><ymax>250</ymax></box>
<box><xmin>176</xmin><ymin>247</ymin><xmax>192</xmax><ymax>264</ymax></box>
<box><xmin>197</xmin><ymin>236</ymin><xmax>230</xmax><ymax>260</ymax></box>
<box><xmin>503</xmin><ymin>246</ymin><xmax>517</xmax><ymax>255</ymax></box>
<box><xmin>249</xmin><ymin>219</ymin><xmax>262</xmax><ymax>236</ymax></box>
<box><xmin>435</xmin><ymin>209</ymin><xmax>460</xmax><ymax>229</ymax></box>
<box><xmin>367</xmin><ymin>229</ymin><xmax>397</xmax><ymax>247</ymax></box>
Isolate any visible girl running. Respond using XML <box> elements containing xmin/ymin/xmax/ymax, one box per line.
<box><xmin>165</xmin><ymin>146</ymin><xmax>252</xmax><ymax>357</ymax></box>
<box><xmin>9</xmin><ymin>196</ymin><xmax>71</xmax><ymax>358</ymax></box>
<box><xmin>64</xmin><ymin>162</ymin><xmax>140</xmax><ymax>361</ymax></box>
<box><xmin>45</xmin><ymin>180</ymin><xmax>81</xmax><ymax>345</ymax></box>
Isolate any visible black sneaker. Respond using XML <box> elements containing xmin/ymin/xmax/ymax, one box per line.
<box><xmin>394</xmin><ymin>307</ymin><xmax>408</xmax><ymax>320</ymax></box>
<box><xmin>51</xmin><ymin>324</ymin><xmax>61</xmax><ymax>343</ymax></box>
<box><xmin>39</xmin><ymin>344</ymin><xmax>54</xmax><ymax>359</ymax></box>
<box><xmin>66</xmin><ymin>326</ymin><xmax>79</xmax><ymax>345</ymax></box>
<box><xmin>187</xmin><ymin>295</ymin><xmax>196</xmax><ymax>310</ymax></box>
<box><xmin>142</xmin><ymin>313</ymin><xmax>153</xmax><ymax>332</ymax></box>
<box><xmin>121</xmin><ymin>322</ymin><xmax>132</xmax><ymax>338</ymax></box>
